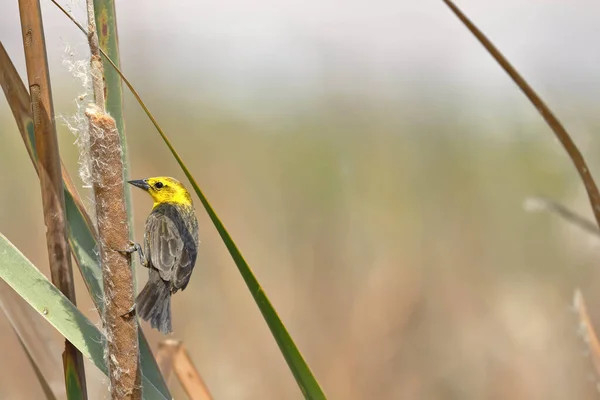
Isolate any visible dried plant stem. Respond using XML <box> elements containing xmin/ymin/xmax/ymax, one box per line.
<box><xmin>3</xmin><ymin>37</ymin><xmax>169</xmax><ymax>398</ymax></box>
<box><xmin>442</xmin><ymin>0</ymin><xmax>600</xmax><ymax>384</ymax></box>
<box><xmin>0</xmin><ymin>41</ymin><xmax>97</xmax><ymax>243</ymax></box>
<box><xmin>155</xmin><ymin>339</ymin><xmax>180</xmax><ymax>383</ymax></box>
<box><xmin>86</xmin><ymin>106</ymin><xmax>141</xmax><ymax>399</ymax></box>
<box><xmin>85</xmin><ymin>1</ymin><xmax>140</xmax><ymax>398</ymax></box>
<box><xmin>86</xmin><ymin>0</ymin><xmax>105</xmax><ymax>111</ymax></box>
<box><xmin>525</xmin><ymin>196</ymin><xmax>600</xmax><ymax>237</ymax></box>
<box><xmin>52</xmin><ymin>3</ymin><xmax>326</xmax><ymax>395</ymax></box>
<box><xmin>17</xmin><ymin>0</ymin><xmax>88</xmax><ymax>398</ymax></box>
<box><xmin>442</xmin><ymin>0</ymin><xmax>600</xmax><ymax>229</ymax></box>
<box><xmin>573</xmin><ymin>290</ymin><xmax>600</xmax><ymax>378</ymax></box>
<box><xmin>92</xmin><ymin>0</ymin><xmax>134</xmax><ymax>226</ymax></box>
<box><xmin>157</xmin><ymin>340</ymin><xmax>213</xmax><ymax>400</ymax></box>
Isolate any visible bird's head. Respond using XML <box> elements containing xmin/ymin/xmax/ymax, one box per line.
<box><xmin>128</xmin><ymin>176</ymin><xmax>193</xmax><ymax>208</ymax></box>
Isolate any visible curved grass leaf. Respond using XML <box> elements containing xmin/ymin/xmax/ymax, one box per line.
<box><xmin>33</xmin><ymin>5</ymin><xmax>327</xmax><ymax>397</ymax></box>
<box><xmin>102</xmin><ymin>33</ymin><xmax>327</xmax><ymax>400</ymax></box>
<box><xmin>0</xmin><ymin>42</ymin><xmax>171</xmax><ymax>399</ymax></box>
<box><xmin>0</xmin><ymin>233</ymin><xmax>170</xmax><ymax>400</ymax></box>
<box><xmin>154</xmin><ymin>131</ymin><xmax>327</xmax><ymax>400</ymax></box>
<box><xmin>83</xmin><ymin>37</ymin><xmax>328</xmax><ymax>399</ymax></box>
<box><xmin>103</xmin><ymin>36</ymin><xmax>327</xmax><ymax>400</ymax></box>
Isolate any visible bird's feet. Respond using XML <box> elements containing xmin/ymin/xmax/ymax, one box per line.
<box><xmin>116</xmin><ymin>241</ymin><xmax>148</xmax><ymax>267</ymax></box>
<box><xmin>121</xmin><ymin>302</ymin><xmax>137</xmax><ymax>318</ymax></box>
<box><xmin>117</xmin><ymin>240</ymin><xmax>142</xmax><ymax>255</ymax></box>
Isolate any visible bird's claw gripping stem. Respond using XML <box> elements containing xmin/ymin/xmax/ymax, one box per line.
<box><xmin>121</xmin><ymin>302</ymin><xmax>137</xmax><ymax>318</ymax></box>
<box><xmin>118</xmin><ymin>240</ymin><xmax>148</xmax><ymax>268</ymax></box>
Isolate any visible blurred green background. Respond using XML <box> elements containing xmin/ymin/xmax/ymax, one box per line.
<box><xmin>3</xmin><ymin>0</ymin><xmax>600</xmax><ymax>399</ymax></box>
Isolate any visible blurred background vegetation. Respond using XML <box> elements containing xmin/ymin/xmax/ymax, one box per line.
<box><xmin>2</xmin><ymin>0</ymin><xmax>600</xmax><ymax>399</ymax></box>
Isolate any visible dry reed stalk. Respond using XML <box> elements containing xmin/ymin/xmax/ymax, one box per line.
<box><xmin>443</xmin><ymin>0</ymin><xmax>600</xmax><ymax>385</ymax></box>
<box><xmin>525</xmin><ymin>196</ymin><xmax>600</xmax><ymax>237</ymax></box>
<box><xmin>155</xmin><ymin>339</ymin><xmax>181</xmax><ymax>384</ymax></box>
<box><xmin>573</xmin><ymin>290</ymin><xmax>600</xmax><ymax>378</ymax></box>
<box><xmin>86</xmin><ymin>105</ymin><xmax>141</xmax><ymax>399</ymax></box>
<box><xmin>17</xmin><ymin>0</ymin><xmax>88</xmax><ymax>397</ymax></box>
<box><xmin>442</xmin><ymin>0</ymin><xmax>600</xmax><ymax>228</ymax></box>
<box><xmin>84</xmin><ymin>0</ymin><xmax>141</xmax><ymax>397</ymax></box>
<box><xmin>0</xmin><ymin>41</ymin><xmax>97</xmax><ymax>239</ymax></box>
<box><xmin>86</xmin><ymin>0</ymin><xmax>105</xmax><ymax>111</ymax></box>
<box><xmin>0</xmin><ymin>42</ymin><xmax>31</xmax><ymax>139</ymax></box>
<box><xmin>157</xmin><ymin>340</ymin><xmax>213</xmax><ymax>400</ymax></box>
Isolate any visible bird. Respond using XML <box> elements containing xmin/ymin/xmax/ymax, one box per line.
<box><xmin>126</xmin><ymin>176</ymin><xmax>199</xmax><ymax>334</ymax></box>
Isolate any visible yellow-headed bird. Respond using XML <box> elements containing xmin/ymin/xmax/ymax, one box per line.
<box><xmin>127</xmin><ymin>176</ymin><xmax>199</xmax><ymax>334</ymax></box>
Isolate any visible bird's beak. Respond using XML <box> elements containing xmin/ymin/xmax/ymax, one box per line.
<box><xmin>128</xmin><ymin>179</ymin><xmax>151</xmax><ymax>191</ymax></box>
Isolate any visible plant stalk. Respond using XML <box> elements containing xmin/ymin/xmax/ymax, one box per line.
<box><xmin>17</xmin><ymin>0</ymin><xmax>88</xmax><ymax>398</ymax></box>
<box><xmin>442</xmin><ymin>0</ymin><xmax>600</xmax><ymax>229</ymax></box>
<box><xmin>86</xmin><ymin>105</ymin><xmax>142</xmax><ymax>399</ymax></box>
<box><xmin>1</xmin><ymin>38</ymin><xmax>170</xmax><ymax>398</ymax></box>
<box><xmin>92</xmin><ymin>0</ymin><xmax>135</xmax><ymax>267</ymax></box>
<box><xmin>85</xmin><ymin>1</ymin><xmax>141</xmax><ymax>398</ymax></box>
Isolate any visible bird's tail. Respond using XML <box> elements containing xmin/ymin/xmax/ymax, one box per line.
<box><xmin>136</xmin><ymin>269</ymin><xmax>172</xmax><ymax>334</ymax></box>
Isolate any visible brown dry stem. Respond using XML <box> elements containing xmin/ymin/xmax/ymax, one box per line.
<box><xmin>86</xmin><ymin>0</ymin><xmax>105</xmax><ymax>110</ymax></box>
<box><xmin>155</xmin><ymin>339</ymin><xmax>181</xmax><ymax>384</ymax></box>
<box><xmin>86</xmin><ymin>106</ymin><xmax>141</xmax><ymax>399</ymax></box>
<box><xmin>442</xmin><ymin>0</ymin><xmax>600</xmax><ymax>229</ymax></box>
<box><xmin>17</xmin><ymin>0</ymin><xmax>88</xmax><ymax>397</ymax></box>
<box><xmin>85</xmin><ymin>0</ymin><xmax>141</xmax><ymax>398</ymax></box>
<box><xmin>573</xmin><ymin>290</ymin><xmax>600</xmax><ymax>379</ymax></box>
<box><xmin>525</xmin><ymin>196</ymin><xmax>600</xmax><ymax>238</ymax></box>
<box><xmin>157</xmin><ymin>340</ymin><xmax>213</xmax><ymax>400</ymax></box>
<box><xmin>442</xmin><ymin>0</ymin><xmax>600</xmax><ymax>385</ymax></box>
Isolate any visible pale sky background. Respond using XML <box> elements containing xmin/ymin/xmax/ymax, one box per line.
<box><xmin>1</xmin><ymin>0</ymin><xmax>600</xmax><ymax>119</ymax></box>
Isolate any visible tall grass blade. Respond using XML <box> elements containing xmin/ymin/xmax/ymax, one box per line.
<box><xmin>46</xmin><ymin>4</ymin><xmax>327</xmax><ymax>397</ymax></box>
<box><xmin>0</xmin><ymin>233</ymin><xmax>172</xmax><ymax>400</ymax></box>
<box><xmin>0</xmin><ymin>41</ymin><xmax>171</xmax><ymax>399</ymax></box>
<box><xmin>155</xmin><ymin>133</ymin><xmax>327</xmax><ymax>400</ymax></box>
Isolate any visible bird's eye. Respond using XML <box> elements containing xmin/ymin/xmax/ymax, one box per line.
<box><xmin>155</xmin><ymin>182</ymin><xmax>164</xmax><ymax>189</ymax></box>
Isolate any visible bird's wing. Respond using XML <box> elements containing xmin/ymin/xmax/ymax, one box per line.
<box><xmin>145</xmin><ymin>205</ymin><xmax>197</xmax><ymax>291</ymax></box>
<box><xmin>145</xmin><ymin>211</ymin><xmax>184</xmax><ymax>282</ymax></box>
<box><xmin>173</xmin><ymin>245</ymin><xmax>195</xmax><ymax>291</ymax></box>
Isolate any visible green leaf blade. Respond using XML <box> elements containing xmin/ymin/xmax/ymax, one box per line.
<box><xmin>0</xmin><ymin>41</ymin><xmax>171</xmax><ymax>399</ymax></box>
<box><xmin>157</xmin><ymin>136</ymin><xmax>327</xmax><ymax>399</ymax></box>
<box><xmin>0</xmin><ymin>233</ymin><xmax>171</xmax><ymax>400</ymax></box>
